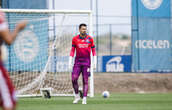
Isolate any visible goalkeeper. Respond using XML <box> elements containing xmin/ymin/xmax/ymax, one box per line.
<box><xmin>0</xmin><ymin>10</ymin><xmax>27</xmax><ymax>110</ymax></box>
<box><xmin>69</xmin><ymin>23</ymin><xmax>96</xmax><ymax>104</ymax></box>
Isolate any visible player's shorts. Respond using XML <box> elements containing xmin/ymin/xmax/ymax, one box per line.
<box><xmin>0</xmin><ymin>62</ymin><xmax>17</xmax><ymax>109</ymax></box>
<box><xmin>72</xmin><ymin>64</ymin><xmax>91</xmax><ymax>77</ymax></box>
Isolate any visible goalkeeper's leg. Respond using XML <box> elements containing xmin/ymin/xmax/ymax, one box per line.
<box><xmin>81</xmin><ymin>66</ymin><xmax>90</xmax><ymax>104</ymax></box>
<box><xmin>72</xmin><ymin>65</ymin><xmax>81</xmax><ymax>104</ymax></box>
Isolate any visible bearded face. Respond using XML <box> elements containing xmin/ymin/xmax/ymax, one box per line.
<box><xmin>79</xmin><ymin>26</ymin><xmax>87</xmax><ymax>36</ymax></box>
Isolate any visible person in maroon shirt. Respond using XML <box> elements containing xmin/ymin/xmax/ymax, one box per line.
<box><xmin>0</xmin><ymin>10</ymin><xmax>27</xmax><ymax>110</ymax></box>
<box><xmin>69</xmin><ymin>23</ymin><xmax>97</xmax><ymax>104</ymax></box>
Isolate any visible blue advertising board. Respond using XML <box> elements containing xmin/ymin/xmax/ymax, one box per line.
<box><xmin>47</xmin><ymin>56</ymin><xmax>131</xmax><ymax>73</ymax></box>
<box><xmin>48</xmin><ymin>56</ymin><xmax>103</xmax><ymax>72</ymax></box>
<box><xmin>132</xmin><ymin>0</ymin><xmax>172</xmax><ymax>72</ymax></box>
<box><xmin>133</xmin><ymin>0</ymin><xmax>170</xmax><ymax>17</ymax></box>
<box><xmin>2</xmin><ymin>0</ymin><xmax>47</xmax><ymax>9</ymax></box>
<box><xmin>48</xmin><ymin>56</ymin><xmax>69</xmax><ymax>72</ymax></box>
<box><xmin>102</xmin><ymin>55</ymin><xmax>131</xmax><ymax>72</ymax></box>
<box><xmin>7</xmin><ymin>20</ymin><xmax>48</xmax><ymax>71</ymax></box>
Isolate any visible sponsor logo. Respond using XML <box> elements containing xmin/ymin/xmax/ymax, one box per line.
<box><xmin>141</xmin><ymin>0</ymin><xmax>163</xmax><ymax>10</ymax></box>
<box><xmin>106</xmin><ymin>57</ymin><xmax>124</xmax><ymax>72</ymax></box>
<box><xmin>135</xmin><ymin>40</ymin><xmax>170</xmax><ymax>49</ymax></box>
<box><xmin>78</xmin><ymin>44</ymin><xmax>88</xmax><ymax>48</ymax></box>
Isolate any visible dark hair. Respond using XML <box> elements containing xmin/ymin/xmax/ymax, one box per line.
<box><xmin>79</xmin><ymin>23</ymin><xmax>87</xmax><ymax>29</ymax></box>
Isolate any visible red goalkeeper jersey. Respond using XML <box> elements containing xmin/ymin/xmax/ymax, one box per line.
<box><xmin>70</xmin><ymin>34</ymin><xmax>96</xmax><ymax>66</ymax></box>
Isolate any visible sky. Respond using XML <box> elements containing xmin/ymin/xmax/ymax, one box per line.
<box><xmin>48</xmin><ymin>0</ymin><xmax>131</xmax><ymax>35</ymax></box>
<box><xmin>48</xmin><ymin>0</ymin><xmax>131</xmax><ymax>16</ymax></box>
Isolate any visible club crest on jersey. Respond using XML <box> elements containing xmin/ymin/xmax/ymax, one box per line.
<box><xmin>86</xmin><ymin>39</ymin><xmax>91</xmax><ymax>43</ymax></box>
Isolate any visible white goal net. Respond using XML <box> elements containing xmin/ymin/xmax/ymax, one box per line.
<box><xmin>0</xmin><ymin>9</ymin><xmax>94</xmax><ymax>97</ymax></box>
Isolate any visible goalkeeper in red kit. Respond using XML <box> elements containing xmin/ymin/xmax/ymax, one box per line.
<box><xmin>69</xmin><ymin>23</ymin><xmax>97</xmax><ymax>104</ymax></box>
<box><xmin>0</xmin><ymin>10</ymin><xmax>27</xmax><ymax>110</ymax></box>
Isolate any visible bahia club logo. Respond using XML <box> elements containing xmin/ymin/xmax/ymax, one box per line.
<box><xmin>106</xmin><ymin>56</ymin><xmax>124</xmax><ymax>72</ymax></box>
<box><xmin>14</xmin><ymin>29</ymin><xmax>39</xmax><ymax>63</ymax></box>
<box><xmin>141</xmin><ymin>0</ymin><xmax>163</xmax><ymax>10</ymax></box>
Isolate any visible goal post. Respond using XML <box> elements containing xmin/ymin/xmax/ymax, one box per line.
<box><xmin>0</xmin><ymin>9</ymin><xmax>94</xmax><ymax>97</ymax></box>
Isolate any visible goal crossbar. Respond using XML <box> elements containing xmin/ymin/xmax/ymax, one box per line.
<box><xmin>0</xmin><ymin>9</ymin><xmax>92</xmax><ymax>14</ymax></box>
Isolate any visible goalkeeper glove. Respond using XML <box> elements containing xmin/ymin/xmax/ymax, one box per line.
<box><xmin>69</xmin><ymin>56</ymin><xmax>73</xmax><ymax>71</ymax></box>
<box><xmin>93</xmin><ymin>56</ymin><xmax>97</xmax><ymax>70</ymax></box>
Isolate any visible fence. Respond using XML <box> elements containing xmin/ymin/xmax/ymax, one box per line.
<box><xmin>49</xmin><ymin>23</ymin><xmax>131</xmax><ymax>56</ymax></box>
<box><xmin>48</xmin><ymin>23</ymin><xmax>132</xmax><ymax>72</ymax></box>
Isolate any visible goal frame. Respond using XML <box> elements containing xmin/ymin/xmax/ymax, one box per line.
<box><xmin>0</xmin><ymin>9</ymin><xmax>94</xmax><ymax>98</ymax></box>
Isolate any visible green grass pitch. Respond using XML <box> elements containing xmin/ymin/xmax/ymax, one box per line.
<box><xmin>17</xmin><ymin>93</ymin><xmax>172</xmax><ymax>110</ymax></box>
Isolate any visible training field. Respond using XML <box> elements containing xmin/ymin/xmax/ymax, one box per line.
<box><xmin>17</xmin><ymin>93</ymin><xmax>172</xmax><ymax>110</ymax></box>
